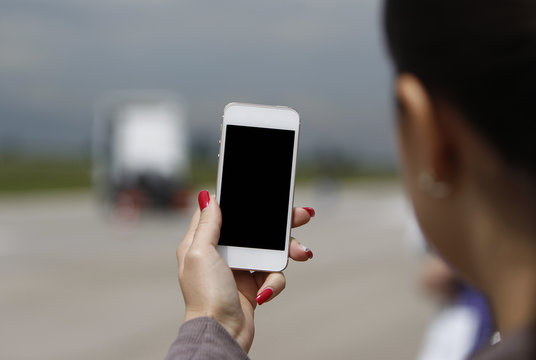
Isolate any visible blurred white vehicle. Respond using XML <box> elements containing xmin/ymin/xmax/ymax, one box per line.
<box><xmin>93</xmin><ymin>91</ymin><xmax>190</xmax><ymax>211</ymax></box>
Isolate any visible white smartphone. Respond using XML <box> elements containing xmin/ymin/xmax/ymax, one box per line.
<box><xmin>216</xmin><ymin>102</ymin><xmax>300</xmax><ymax>272</ymax></box>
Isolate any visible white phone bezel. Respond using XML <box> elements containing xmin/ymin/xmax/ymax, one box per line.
<box><xmin>216</xmin><ymin>102</ymin><xmax>300</xmax><ymax>272</ymax></box>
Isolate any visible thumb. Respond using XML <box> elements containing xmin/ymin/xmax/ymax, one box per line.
<box><xmin>192</xmin><ymin>191</ymin><xmax>222</xmax><ymax>249</ymax></box>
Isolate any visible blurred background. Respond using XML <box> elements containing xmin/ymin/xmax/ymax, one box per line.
<box><xmin>1</xmin><ymin>1</ymin><xmax>484</xmax><ymax>359</ymax></box>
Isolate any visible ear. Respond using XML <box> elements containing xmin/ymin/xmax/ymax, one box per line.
<box><xmin>396</xmin><ymin>73</ymin><xmax>455</xmax><ymax>182</ymax></box>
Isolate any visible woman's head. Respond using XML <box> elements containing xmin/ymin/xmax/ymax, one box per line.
<box><xmin>384</xmin><ymin>0</ymin><xmax>536</xmax><ymax>284</ymax></box>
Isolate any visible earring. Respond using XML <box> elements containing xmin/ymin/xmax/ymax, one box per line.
<box><xmin>418</xmin><ymin>171</ymin><xmax>451</xmax><ymax>198</ymax></box>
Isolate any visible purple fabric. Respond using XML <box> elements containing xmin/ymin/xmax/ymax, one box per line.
<box><xmin>456</xmin><ymin>284</ymin><xmax>495</xmax><ymax>356</ymax></box>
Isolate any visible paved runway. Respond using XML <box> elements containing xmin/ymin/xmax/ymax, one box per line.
<box><xmin>0</xmin><ymin>183</ymin><xmax>433</xmax><ymax>359</ymax></box>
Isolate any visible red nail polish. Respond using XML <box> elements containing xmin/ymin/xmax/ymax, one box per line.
<box><xmin>305</xmin><ymin>249</ymin><xmax>314</xmax><ymax>259</ymax></box>
<box><xmin>303</xmin><ymin>207</ymin><xmax>316</xmax><ymax>217</ymax></box>
<box><xmin>256</xmin><ymin>288</ymin><xmax>273</xmax><ymax>305</ymax></box>
<box><xmin>198</xmin><ymin>190</ymin><xmax>210</xmax><ymax>211</ymax></box>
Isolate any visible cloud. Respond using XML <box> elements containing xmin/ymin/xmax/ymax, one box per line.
<box><xmin>0</xmin><ymin>0</ymin><xmax>395</xmax><ymax>163</ymax></box>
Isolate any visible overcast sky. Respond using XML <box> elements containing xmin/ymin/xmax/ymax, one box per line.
<box><xmin>0</xmin><ymin>0</ymin><xmax>396</xmax><ymax>165</ymax></box>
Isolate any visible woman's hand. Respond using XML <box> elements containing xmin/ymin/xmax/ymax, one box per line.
<box><xmin>176</xmin><ymin>190</ymin><xmax>314</xmax><ymax>353</ymax></box>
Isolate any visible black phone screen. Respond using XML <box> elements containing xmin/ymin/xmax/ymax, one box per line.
<box><xmin>218</xmin><ymin>124</ymin><xmax>295</xmax><ymax>250</ymax></box>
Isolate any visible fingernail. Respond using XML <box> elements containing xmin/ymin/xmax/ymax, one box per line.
<box><xmin>303</xmin><ymin>207</ymin><xmax>316</xmax><ymax>217</ymax></box>
<box><xmin>255</xmin><ymin>288</ymin><xmax>273</xmax><ymax>305</ymax></box>
<box><xmin>301</xmin><ymin>244</ymin><xmax>314</xmax><ymax>259</ymax></box>
<box><xmin>198</xmin><ymin>190</ymin><xmax>210</xmax><ymax>211</ymax></box>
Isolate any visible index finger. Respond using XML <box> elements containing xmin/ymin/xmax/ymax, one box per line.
<box><xmin>176</xmin><ymin>208</ymin><xmax>201</xmax><ymax>273</ymax></box>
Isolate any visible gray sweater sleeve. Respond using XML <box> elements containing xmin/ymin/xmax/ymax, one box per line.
<box><xmin>165</xmin><ymin>317</ymin><xmax>250</xmax><ymax>360</ymax></box>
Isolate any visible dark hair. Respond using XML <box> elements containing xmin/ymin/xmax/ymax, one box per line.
<box><xmin>384</xmin><ymin>0</ymin><xmax>536</xmax><ymax>175</ymax></box>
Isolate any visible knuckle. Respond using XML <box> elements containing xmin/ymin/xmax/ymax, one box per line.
<box><xmin>280</xmin><ymin>274</ymin><xmax>286</xmax><ymax>290</ymax></box>
<box><xmin>194</xmin><ymin>223</ymin><xmax>220</xmax><ymax>240</ymax></box>
<box><xmin>198</xmin><ymin>211</ymin><xmax>222</xmax><ymax>228</ymax></box>
<box><xmin>268</xmin><ymin>272</ymin><xmax>286</xmax><ymax>293</ymax></box>
<box><xmin>185</xmin><ymin>248</ymin><xmax>205</xmax><ymax>263</ymax></box>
